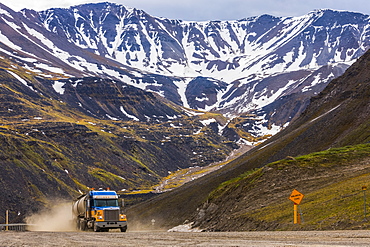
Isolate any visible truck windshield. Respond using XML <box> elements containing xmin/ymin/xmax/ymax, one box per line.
<box><xmin>93</xmin><ymin>199</ymin><xmax>118</xmax><ymax>207</ymax></box>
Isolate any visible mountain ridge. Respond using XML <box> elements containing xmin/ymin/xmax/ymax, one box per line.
<box><xmin>1</xmin><ymin>3</ymin><xmax>369</xmax><ymax>140</ymax></box>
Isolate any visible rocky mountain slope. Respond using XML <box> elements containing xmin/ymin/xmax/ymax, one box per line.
<box><xmin>0</xmin><ymin>3</ymin><xmax>369</xmax><ymax>139</ymax></box>
<box><xmin>127</xmin><ymin>48</ymin><xmax>370</xmax><ymax>231</ymax></box>
<box><xmin>0</xmin><ymin>68</ymin><xmax>238</xmax><ymax>223</ymax></box>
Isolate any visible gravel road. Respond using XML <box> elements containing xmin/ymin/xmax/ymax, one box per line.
<box><xmin>2</xmin><ymin>230</ymin><xmax>370</xmax><ymax>246</ymax></box>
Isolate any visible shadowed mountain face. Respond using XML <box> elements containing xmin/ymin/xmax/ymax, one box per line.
<box><xmin>126</xmin><ymin>49</ymin><xmax>370</xmax><ymax>231</ymax></box>
<box><xmin>0</xmin><ymin>70</ymin><xmax>237</xmax><ymax>222</ymax></box>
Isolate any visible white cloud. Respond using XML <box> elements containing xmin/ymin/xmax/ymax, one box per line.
<box><xmin>1</xmin><ymin>0</ymin><xmax>369</xmax><ymax>21</ymax></box>
<box><xmin>1</xmin><ymin>0</ymin><xmax>111</xmax><ymax>11</ymax></box>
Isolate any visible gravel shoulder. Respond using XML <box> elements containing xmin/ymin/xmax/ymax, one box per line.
<box><xmin>2</xmin><ymin>230</ymin><xmax>370</xmax><ymax>246</ymax></box>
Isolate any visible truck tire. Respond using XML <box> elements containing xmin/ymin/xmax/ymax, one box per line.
<box><xmin>120</xmin><ymin>226</ymin><xmax>127</xmax><ymax>232</ymax></box>
<box><xmin>93</xmin><ymin>223</ymin><xmax>100</xmax><ymax>232</ymax></box>
<box><xmin>79</xmin><ymin>220</ymin><xmax>87</xmax><ymax>231</ymax></box>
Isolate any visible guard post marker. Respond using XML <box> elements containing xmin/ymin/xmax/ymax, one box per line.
<box><xmin>5</xmin><ymin>210</ymin><xmax>8</xmax><ymax>231</ymax></box>
<box><xmin>363</xmin><ymin>186</ymin><xmax>367</xmax><ymax>220</ymax></box>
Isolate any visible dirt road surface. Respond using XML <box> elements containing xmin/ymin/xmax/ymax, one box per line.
<box><xmin>2</xmin><ymin>230</ymin><xmax>370</xmax><ymax>246</ymax></box>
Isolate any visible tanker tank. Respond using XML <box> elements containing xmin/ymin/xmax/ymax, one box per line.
<box><xmin>72</xmin><ymin>195</ymin><xmax>87</xmax><ymax>217</ymax></box>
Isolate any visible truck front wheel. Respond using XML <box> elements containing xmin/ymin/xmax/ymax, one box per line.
<box><xmin>93</xmin><ymin>223</ymin><xmax>100</xmax><ymax>232</ymax></box>
<box><xmin>120</xmin><ymin>226</ymin><xmax>127</xmax><ymax>232</ymax></box>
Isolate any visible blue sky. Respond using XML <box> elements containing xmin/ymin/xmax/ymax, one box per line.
<box><xmin>1</xmin><ymin>0</ymin><xmax>370</xmax><ymax>21</ymax></box>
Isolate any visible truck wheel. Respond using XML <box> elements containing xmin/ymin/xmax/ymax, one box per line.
<box><xmin>93</xmin><ymin>223</ymin><xmax>100</xmax><ymax>232</ymax></box>
<box><xmin>120</xmin><ymin>226</ymin><xmax>127</xmax><ymax>232</ymax></box>
<box><xmin>79</xmin><ymin>220</ymin><xmax>87</xmax><ymax>231</ymax></box>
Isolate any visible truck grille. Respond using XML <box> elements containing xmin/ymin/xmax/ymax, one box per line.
<box><xmin>104</xmin><ymin>210</ymin><xmax>119</xmax><ymax>221</ymax></box>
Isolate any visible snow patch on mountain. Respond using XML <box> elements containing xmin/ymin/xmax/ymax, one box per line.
<box><xmin>7</xmin><ymin>70</ymin><xmax>36</xmax><ymax>92</ymax></box>
<box><xmin>52</xmin><ymin>81</ymin><xmax>66</xmax><ymax>94</ymax></box>
<box><xmin>120</xmin><ymin>106</ymin><xmax>139</xmax><ymax>121</ymax></box>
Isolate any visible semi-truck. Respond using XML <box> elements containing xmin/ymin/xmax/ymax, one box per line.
<box><xmin>72</xmin><ymin>189</ymin><xmax>127</xmax><ymax>232</ymax></box>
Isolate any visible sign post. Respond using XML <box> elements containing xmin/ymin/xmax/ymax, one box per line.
<box><xmin>293</xmin><ymin>204</ymin><xmax>298</xmax><ymax>224</ymax></box>
<box><xmin>289</xmin><ymin>189</ymin><xmax>304</xmax><ymax>224</ymax></box>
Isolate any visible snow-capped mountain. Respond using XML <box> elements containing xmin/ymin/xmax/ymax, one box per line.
<box><xmin>0</xmin><ymin>2</ymin><xmax>369</xmax><ymax>139</ymax></box>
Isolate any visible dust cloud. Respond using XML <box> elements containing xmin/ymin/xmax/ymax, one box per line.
<box><xmin>26</xmin><ymin>200</ymin><xmax>76</xmax><ymax>231</ymax></box>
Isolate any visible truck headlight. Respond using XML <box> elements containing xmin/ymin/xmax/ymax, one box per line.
<box><xmin>98</xmin><ymin>216</ymin><xmax>103</xmax><ymax>220</ymax></box>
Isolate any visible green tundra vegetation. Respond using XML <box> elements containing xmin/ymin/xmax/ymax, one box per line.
<box><xmin>204</xmin><ymin>144</ymin><xmax>370</xmax><ymax>230</ymax></box>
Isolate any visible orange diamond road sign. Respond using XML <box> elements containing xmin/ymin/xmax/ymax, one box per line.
<box><xmin>289</xmin><ymin>189</ymin><xmax>304</xmax><ymax>205</ymax></box>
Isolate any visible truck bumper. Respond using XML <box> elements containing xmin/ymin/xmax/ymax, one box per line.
<box><xmin>95</xmin><ymin>221</ymin><xmax>127</xmax><ymax>229</ymax></box>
